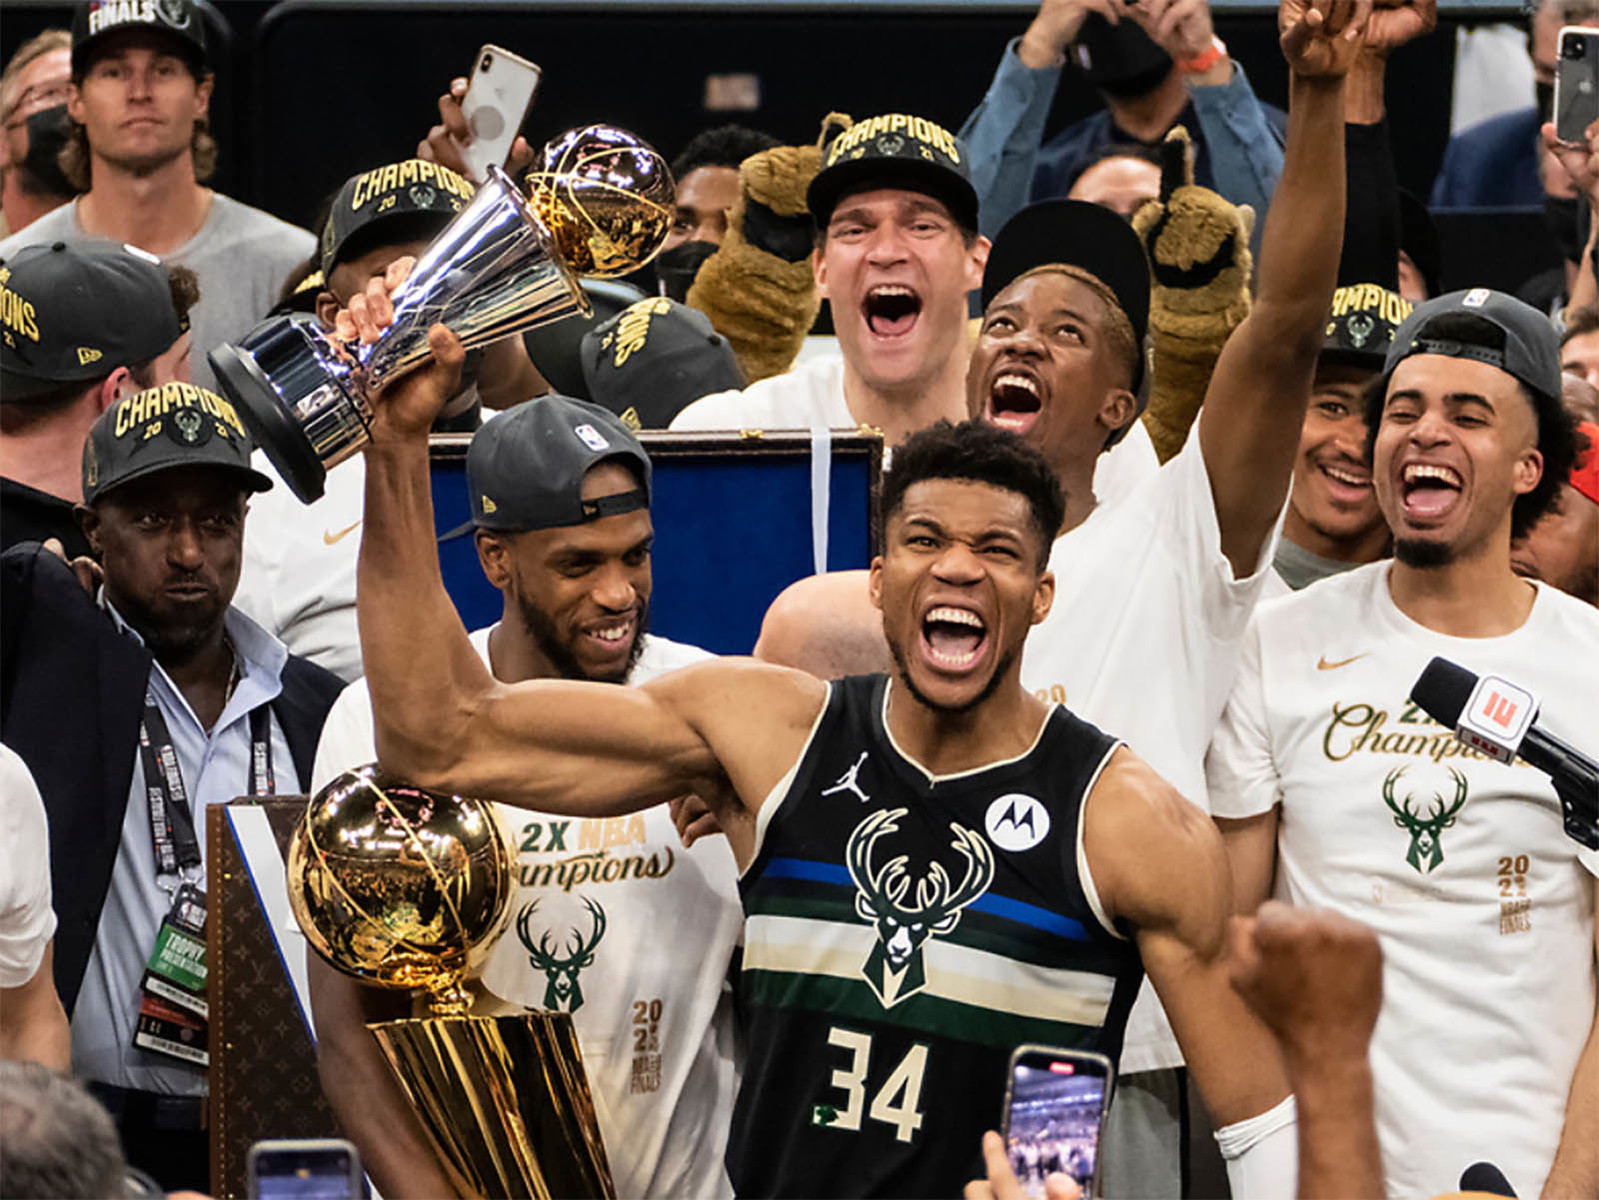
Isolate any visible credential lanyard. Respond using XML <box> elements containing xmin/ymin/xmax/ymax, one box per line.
<box><xmin>138</xmin><ymin>694</ymin><xmax>275</xmax><ymax>883</ymax></box>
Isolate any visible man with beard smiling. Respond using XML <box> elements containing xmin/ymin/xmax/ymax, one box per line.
<box><xmin>335</xmin><ymin>241</ymin><xmax>1300</xmax><ymax>1191</ymax></box>
<box><xmin>304</xmin><ymin>396</ymin><xmax>739</xmax><ymax>1200</ymax></box>
<box><xmin>669</xmin><ymin>112</ymin><xmax>1158</xmax><ymax>501</ymax></box>
<box><xmin>0</xmin><ymin>380</ymin><xmax>341</xmax><ymax>1191</ymax></box>
<box><xmin>1208</xmin><ymin>289</ymin><xmax>1599</xmax><ymax>1199</ymax></box>
<box><xmin>1266</xmin><ymin>282</ymin><xmax>1411</xmax><ymax>594</ymax></box>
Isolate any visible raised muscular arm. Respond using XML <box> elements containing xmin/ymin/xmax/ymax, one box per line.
<box><xmin>1085</xmin><ymin>751</ymin><xmax>1291</xmax><ymax>1127</ymax></box>
<box><xmin>347</xmin><ymin>272</ymin><xmax>824</xmax><ymax>855</ymax></box>
<box><xmin>1198</xmin><ymin>0</ymin><xmax>1363</xmax><ymax>576</ymax></box>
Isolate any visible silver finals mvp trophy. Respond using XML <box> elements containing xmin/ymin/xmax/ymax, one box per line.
<box><xmin>210</xmin><ymin>125</ymin><xmax>674</xmax><ymax>502</ymax></box>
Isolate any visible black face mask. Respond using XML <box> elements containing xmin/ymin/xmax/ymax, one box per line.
<box><xmin>1537</xmin><ymin>80</ymin><xmax>1555</xmax><ymax>126</ymax></box>
<box><xmin>1544</xmin><ymin>192</ymin><xmax>1585</xmax><ymax>263</ymax></box>
<box><xmin>18</xmin><ymin>104</ymin><xmax>74</xmax><ymax>198</ymax></box>
<box><xmin>653</xmin><ymin>240</ymin><xmax>720</xmax><ymax>303</ymax></box>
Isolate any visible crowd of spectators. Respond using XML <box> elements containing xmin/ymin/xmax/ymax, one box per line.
<box><xmin>1</xmin><ymin>0</ymin><xmax>1595</xmax><ymax>1198</ymax></box>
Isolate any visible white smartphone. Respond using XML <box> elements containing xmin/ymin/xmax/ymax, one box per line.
<box><xmin>1556</xmin><ymin>26</ymin><xmax>1599</xmax><ymax>144</ymax></box>
<box><xmin>456</xmin><ymin>44</ymin><xmax>541</xmax><ymax>181</ymax></box>
<box><xmin>246</xmin><ymin>1137</ymin><xmax>363</xmax><ymax>1200</ymax></box>
<box><xmin>1001</xmin><ymin>1045</ymin><xmax>1116</xmax><ymax>1200</ymax></box>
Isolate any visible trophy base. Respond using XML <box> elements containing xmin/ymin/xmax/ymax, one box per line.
<box><xmin>211</xmin><ymin>339</ymin><xmax>329</xmax><ymax>504</ymax></box>
<box><xmin>368</xmin><ymin>1010</ymin><xmax>615</xmax><ymax>1200</ymax></box>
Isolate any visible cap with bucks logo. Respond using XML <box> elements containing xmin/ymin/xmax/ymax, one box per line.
<box><xmin>82</xmin><ymin>381</ymin><xmax>273</xmax><ymax>503</ymax></box>
<box><xmin>1</xmin><ymin>241</ymin><xmax>185</xmax><ymax>405</ymax></box>
<box><xmin>807</xmin><ymin>112</ymin><xmax>978</xmax><ymax>230</ymax></box>
<box><xmin>1322</xmin><ymin>283</ymin><xmax>1412</xmax><ymax>368</ymax></box>
<box><xmin>320</xmin><ymin>158</ymin><xmax>476</xmax><ymax>278</ymax></box>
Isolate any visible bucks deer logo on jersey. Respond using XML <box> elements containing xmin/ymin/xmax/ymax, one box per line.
<box><xmin>845</xmin><ymin>808</ymin><xmax>994</xmax><ymax>1008</ymax></box>
<box><xmin>1382</xmin><ymin>766</ymin><xmax>1468</xmax><ymax>873</ymax></box>
<box><xmin>515</xmin><ymin>897</ymin><xmax>606</xmax><ymax>1012</ymax></box>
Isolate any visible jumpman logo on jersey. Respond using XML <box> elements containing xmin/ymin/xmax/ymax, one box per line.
<box><xmin>821</xmin><ymin>751</ymin><xmax>872</xmax><ymax>803</ymax></box>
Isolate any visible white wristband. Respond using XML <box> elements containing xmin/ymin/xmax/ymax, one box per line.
<box><xmin>1214</xmin><ymin>1094</ymin><xmax>1298</xmax><ymax>1200</ymax></box>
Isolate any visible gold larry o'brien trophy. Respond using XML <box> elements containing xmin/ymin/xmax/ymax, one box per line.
<box><xmin>209</xmin><ymin>125</ymin><xmax>673</xmax><ymax>504</ymax></box>
<box><xmin>287</xmin><ymin>766</ymin><xmax>616</xmax><ymax>1199</ymax></box>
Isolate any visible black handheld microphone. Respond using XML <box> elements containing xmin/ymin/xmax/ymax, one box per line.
<box><xmin>1458</xmin><ymin>1161</ymin><xmax>1517</xmax><ymax>1196</ymax></box>
<box><xmin>1410</xmin><ymin>657</ymin><xmax>1599</xmax><ymax>851</ymax></box>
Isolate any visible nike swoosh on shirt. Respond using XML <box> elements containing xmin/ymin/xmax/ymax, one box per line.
<box><xmin>322</xmin><ymin>520</ymin><xmax>362</xmax><ymax>546</ymax></box>
<box><xmin>1316</xmin><ymin>653</ymin><xmax>1368</xmax><ymax>671</ymax></box>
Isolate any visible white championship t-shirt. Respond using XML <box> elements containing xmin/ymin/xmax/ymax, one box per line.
<box><xmin>311</xmin><ymin>629</ymin><xmax>743</xmax><ymax>1200</ymax></box>
<box><xmin>669</xmin><ymin>355</ymin><xmax>1161</xmax><ymax>510</ymax></box>
<box><xmin>1020</xmin><ymin>424</ymin><xmax>1282</xmax><ymax>1074</ymax></box>
<box><xmin>0</xmin><ymin>744</ymin><xmax>56</xmax><ymax>989</ymax></box>
<box><xmin>1207</xmin><ymin>561</ymin><xmax>1599</xmax><ymax>1200</ymax></box>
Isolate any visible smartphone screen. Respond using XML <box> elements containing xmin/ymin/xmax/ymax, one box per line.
<box><xmin>1003</xmin><ymin>1048</ymin><xmax>1114</xmax><ymax>1200</ymax></box>
<box><xmin>1556</xmin><ymin>27</ymin><xmax>1599</xmax><ymax>143</ymax></box>
<box><xmin>248</xmin><ymin>1140</ymin><xmax>361</xmax><ymax>1200</ymax></box>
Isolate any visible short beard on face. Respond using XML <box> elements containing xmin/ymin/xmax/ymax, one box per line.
<box><xmin>515</xmin><ymin>585</ymin><xmax>649</xmax><ymax>683</ymax></box>
<box><xmin>887</xmin><ymin>634</ymin><xmax>1013</xmax><ymax>715</ymax></box>
<box><xmin>114</xmin><ymin>588</ymin><xmax>225</xmax><ymax>664</ymax></box>
<box><xmin>1394</xmin><ymin>537</ymin><xmax>1455</xmax><ymax>568</ymax></box>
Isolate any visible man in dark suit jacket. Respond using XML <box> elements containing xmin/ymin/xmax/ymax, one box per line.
<box><xmin>0</xmin><ymin>380</ymin><xmax>341</xmax><ymax>1193</ymax></box>
<box><xmin>1430</xmin><ymin>106</ymin><xmax>1542</xmax><ymax>209</ymax></box>
<box><xmin>1430</xmin><ymin>0</ymin><xmax>1599</xmax><ymax>210</ymax></box>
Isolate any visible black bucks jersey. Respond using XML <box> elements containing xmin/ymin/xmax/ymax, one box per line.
<box><xmin>728</xmin><ymin>675</ymin><xmax>1145</xmax><ymax>1198</ymax></box>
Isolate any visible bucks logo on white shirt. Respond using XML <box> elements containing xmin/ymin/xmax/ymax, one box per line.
<box><xmin>513</xmin><ymin>896</ymin><xmax>607</xmax><ymax>1013</ymax></box>
<box><xmin>1381</xmin><ymin>766</ymin><xmax>1469</xmax><ymax>873</ymax></box>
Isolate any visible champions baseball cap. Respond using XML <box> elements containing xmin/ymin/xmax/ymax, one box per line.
<box><xmin>808</xmin><ymin>113</ymin><xmax>979</xmax><ymax>231</ymax></box>
<box><xmin>1381</xmin><ymin>287</ymin><xmax>1562</xmax><ymax>402</ymax></box>
<box><xmin>1323</xmin><ymin>283</ymin><xmax>1413</xmax><ymax>368</ymax></box>
<box><xmin>465</xmin><ymin>395</ymin><xmax>652</xmax><ymax>533</ymax></box>
<box><xmin>82</xmin><ymin>381</ymin><xmax>272</xmax><ymax>504</ymax></box>
<box><xmin>522</xmin><ymin>279</ymin><xmax>648</xmax><ymax>399</ymax></box>
<box><xmin>320</xmin><ymin>159</ymin><xmax>476</xmax><ymax>278</ymax></box>
<box><xmin>580</xmin><ymin>297</ymin><xmax>744</xmax><ymax>429</ymax></box>
<box><xmin>72</xmin><ymin>0</ymin><xmax>208</xmax><ymax>74</ymax></box>
<box><xmin>1</xmin><ymin>241</ymin><xmax>185</xmax><ymax>404</ymax></box>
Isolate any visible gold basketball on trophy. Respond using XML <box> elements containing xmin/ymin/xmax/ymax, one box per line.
<box><xmin>287</xmin><ymin>765</ymin><xmax>513</xmax><ymax>1014</ymax></box>
<box><xmin>287</xmin><ymin>766</ymin><xmax>616</xmax><ymax>1197</ymax></box>
<box><xmin>526</xmin><ymin>124</ymin><xmax>674</xmax><ymax>278</ymax></box>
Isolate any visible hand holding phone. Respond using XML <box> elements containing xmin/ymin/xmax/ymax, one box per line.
<box><xmin>1556</xmin><ymin>26</ymin><xmax>1599</xmax><ymax>144</ymax></box>
<box><xmin>454</xmin><ymin>45</ymin><xmax>541</xmax><ymax>182</ymax></box>
<box><xmin>1001</xmin><ymin>1046</ymin><xmax>1114</xmax><ymax>1200</ymax></box>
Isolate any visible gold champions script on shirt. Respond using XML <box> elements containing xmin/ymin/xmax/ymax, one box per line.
<box><xmin>509</xmin><ymin>815</ymin><xmax>676</xmax><ymax>890</ymax></box>
<box><xmin>1320</xmin><ymin>696</ymin><xmax>1538</xmax><ymax>766</ymax></box>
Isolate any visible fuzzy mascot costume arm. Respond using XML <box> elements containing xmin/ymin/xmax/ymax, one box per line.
<box><xmin>1130</xmin><ymin>127</ymin><xmax>1255</xmax><ymax>463</ymax></box>
<box><xmin>686</xmin><ymin>114</ymin><xmax>852</xmax><ymax>384</ymax></box>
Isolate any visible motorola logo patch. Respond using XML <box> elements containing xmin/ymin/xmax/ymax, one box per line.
<box><xmin>984</xmin><ymin>794</ymin><xmax>1049</xmax><ymax>852</ymax></box>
